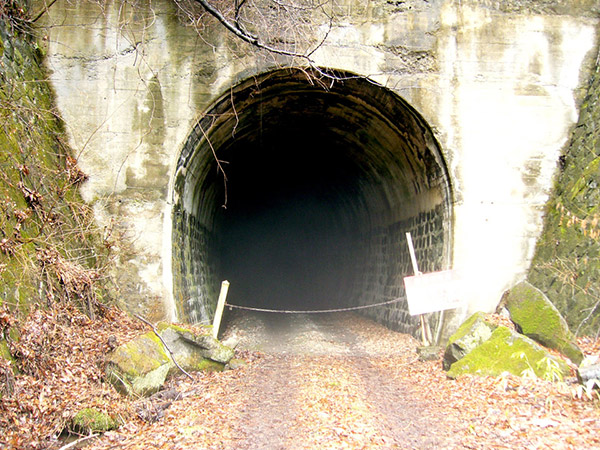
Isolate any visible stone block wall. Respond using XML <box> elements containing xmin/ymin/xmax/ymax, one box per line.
<box><xmin>352</xmin><ymin>205</ymin><xmax>446</xmax><ymax>335</ymax></box>
<box><xmin>171</xmin><ymin>208</ymin><xmax>220</xmax><ymax>324</ymax></box>
<box><xmin>528</xmin><ymin>50</ymin><xmax>600</xmax><ymax>336</ymax></box>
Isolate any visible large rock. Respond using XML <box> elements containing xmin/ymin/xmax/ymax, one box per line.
<box><xmin>446</xmin><ymin>326</ymin><xmax>571</xmax><ymax>380</ymax></box>
<box><xmin>106</xmin><ymin>323</ymin><xmax>233</xmax><ymax>396</ymax></box>
<box><xmin>105</xmin><ymin>331</ymin><xmax>170</xmax><ymax>396</ymax></box>
<box><xmin>502</xmin><ymin>281</ymin><xmax>583</xmax><ymax>365</ymax></box>
<box><xmin>443</xmin><ymin>312</ymin><xmax>495</xmax><ymax>370</ymax></box>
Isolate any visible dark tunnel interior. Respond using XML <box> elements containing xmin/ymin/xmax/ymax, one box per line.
<box><xmin>219</xmin><ymin>126</ymin><xmax>361</xmax><ymax>311</ymax></box>
<box><xmin>171</xmin><ymin>68</ymin><xmax>453</xmax><ymax>333</ymax></box>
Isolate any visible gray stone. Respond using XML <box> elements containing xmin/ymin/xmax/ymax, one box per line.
<box><xmin>177</xmin><ymin>330</ymin><xmax>235</xmax><ymax>364</ymax></box>
<box><xmin>443</xmin><ymin>312</ymin><xmax>495</xmax><ymax>370</ymax></box>
<box><xmin>106</xmin><ymin>323</ymin><xmax>234</xmax><ymax>396</ymax></box>
<box><xmin>225</xmin><ymin>358</ymin><xmax>247</xmax><ymax>370</ymax></box>
<box><xmin>577</xmin><ymin>356</ymin><xmax>600</xmax><ymax>386</ymax></box>
<box><xmin>417</xmin><ymin>345</ymin><xmax>441</xmax><ymax>361</ymax></box>
<box><xmin>131</xmin><ymin>363</ymin><xmax>171</xmax><ymax>397</ymax></box>
<box><xmin>502</xmin><ymin>281</ymin><xmax>583</xmax><ymax>365</ymax></box>
<box><xmin>105</xmin><ymin>331</ymin><xmax>171</xmax><ymax>396</ymax></box>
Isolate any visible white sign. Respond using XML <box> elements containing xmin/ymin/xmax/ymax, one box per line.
<box><xmin>403</xmin><ymin>269</ymin><xmax>462</xmax><ymax>316</ymax></box>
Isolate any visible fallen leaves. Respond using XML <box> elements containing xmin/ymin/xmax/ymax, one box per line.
<box><xmin>291</xmin><ymin>356</ymin><xmax>382</xmax><ymax>450</ymax></box>
<box><xmin>1</xmin><ymin>310</ymin><xmax>600</xmax><ymax>450</ymax></box>
<box><xmin>0</xmin><ymin>304</ymin><xmax>144</xmax><ymax>449</ymax></box>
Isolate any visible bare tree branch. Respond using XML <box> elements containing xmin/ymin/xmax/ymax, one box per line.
<box><xmin>29</xmin><ymin>0</ymin><xmax>59</xmax><ymax>23</ymax></box>
<box><xmin>189</xmin><ymin>0</ymin><xmax>317</xmax><ymax>61</ymax></box>
<box><xmin>134</xmin><ymin>314</ymin><xmax>194</xmax><ymax>381</ymax></box>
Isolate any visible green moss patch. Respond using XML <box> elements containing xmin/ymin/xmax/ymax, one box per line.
<box><xmin>106</xmin><ymin>323</ymin><xmax>233</xmax><ymax>396</ymax></box>
<box><xmin>447</xmin><ymin>326</ymin><xmax>571</xmax><ymax>380</ymax></box>
<box><xmin>504</xmin><ymin>281</ymin><xmax>583</xmax><ymax>364</ymax></box>
<box><xmin>528</xmin><ymin>54</ymin><xmax>600</xmax><ymax>335</ymax></box>
<box><xmin>71</xmin><ymin>408</ymin><xmax>118</xmax><ymax>434</ymax></box>
<box><xmin>442</xmin><ymin>312</ymin><xmax>495</xmax><ymax>370</ymax></box>
<box><xmin>0</xmin><ymin>339</ymin><xmax>12</xmax><ymax>361</ymax></box>
<box><xmin>443</xmin><ymin>312</ymin><xmax>496</xmax><ymax>370</ymax></box>
<box><xmin>0</xmin><ymin>1</ymin><xmax>113</xmax><ymax>318</ymax></box>
<box><xmin>107</xmin><ymin>332</ymin><xmax>170</xmax><ymax>378</ymax></box>
<box><xmin>195</xmin><ymin>359</ymin><xmax>225</xmax><ymax>372</ymax></box>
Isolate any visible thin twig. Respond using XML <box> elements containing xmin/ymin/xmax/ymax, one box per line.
<box><xmin>57</xmin><ymin>433</ymin><xmax>98</xmax><ymax>450</ymax></box>
<box><xmin>29</xmin><ymin>0</ymin><xmax>59</xmax><ymax>23</ymax></box>
<box><xmin>197</xmin><ymin>122</ymin><xmax>228</xmax><ymax>208</ymax></box>
<box><xmin>134</xmin><ymin>314</ymin><xmax>194</xmax><ymax>381</ymax></box>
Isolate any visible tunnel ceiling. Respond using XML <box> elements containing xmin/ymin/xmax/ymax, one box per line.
<box><xmin>172</xmin><ymin>68</ymin><xmax>452</xmax><ymax>329</ymax></box>
<box><xmin>177</xmin><ymin>70</ymin><xmax>447</xmax><ymax>224</ymax></box>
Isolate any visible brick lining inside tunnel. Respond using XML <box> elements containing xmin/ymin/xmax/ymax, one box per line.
<box><xmin>171</xmin><ymin>68</ymin><xmax>453</xmax><ymax>336</ymax></box>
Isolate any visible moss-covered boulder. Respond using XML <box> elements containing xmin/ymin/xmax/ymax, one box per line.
<box><xmin>157</xmin><ymin>324</ymin><xmax>232</xmax><ymax>369</ymax></box>
<box><xmin>71</xmin><ymin>408</ymin><xmax>118</xmax><ymax>434</ymax></box>
<box><xmin>443</xmin><ymin>312</ymin><xmax>495</xmax><ymax>370</ymax></box>
<box><xmin>503</xmin><ymin>281</ymin><xmax>583</xmax><ymax>365</ymax></box>
<box><xmin>105</xmin><ymin>331</ymin><xmax>170</xmax><ymax>396</ymax></box>
<box><xmin>175</xmin><ymin>329</ymin><xmax>234</xmax><ymax>364</ymax></box>
<box><xmin>105</xmin><ymin>323</ymin><xmax>233</xmax><ymax>396</ymax></box>
<box><xmin>446</xmin><ymin>326</ymin><xmax>571</xmax><ymax>380</ymax></box>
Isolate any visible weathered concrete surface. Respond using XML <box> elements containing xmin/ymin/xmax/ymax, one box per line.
<box><xmin>39</xmin><ymin>0</ymin><xmax>599</xmax><ymax>333</ymax></box>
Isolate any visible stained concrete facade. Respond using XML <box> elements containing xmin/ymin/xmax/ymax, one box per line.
<box><xmin>40</xmin><ymin>0</ymin><xmax>599</xmax><ymax>334</ymax></box>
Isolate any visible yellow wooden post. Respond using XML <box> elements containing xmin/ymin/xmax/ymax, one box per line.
<box><xmin>212</xmin><ymin>280</ymin><xmax>230</xmax><ymax>340</ymax></box>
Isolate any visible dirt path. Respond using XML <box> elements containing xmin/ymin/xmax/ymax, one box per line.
<box><xmin>84</xmin><ymin>311</ymin><xmax>600</xmax><ymax>450</ymax></box>
<box><xmin>86</xmin><ymin>312</ymin><xmax>458</xmax><ymax>449</ymax></box>
<box><xmin>219</xmin><ymin>311</ymin><xmax>452</xmax><ymax>449</ymax></box>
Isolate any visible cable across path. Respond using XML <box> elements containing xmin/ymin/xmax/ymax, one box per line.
<box><xmin>225</xmin><ymin>297</ymin><xmax>404</xmax><ymax>314</ymax></box>
<box><xmin>211</xmin><ymin>280</ymin><xmax>405</xmax><ymax>339</ymax></box>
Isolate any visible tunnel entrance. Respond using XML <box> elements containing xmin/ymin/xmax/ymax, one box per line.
<box><xmin>171</xmin><ymin>68</ymin><xmax>453</xmax><ymax>335</ymax></box>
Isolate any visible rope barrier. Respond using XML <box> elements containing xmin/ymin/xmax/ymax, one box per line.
<box><xmin>225</xmin><ymin>297</ymin><xmax>404</xmax><ymax>314</ymax></box>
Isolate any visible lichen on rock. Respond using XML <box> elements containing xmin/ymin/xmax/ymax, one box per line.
<box><xmin>105</xmin><ymin>322</ymin><xmax>233</xmax><ymax>396</ymax></box>
<box><xmin>443</xmin><ymin>311</ymin><xmax>495</xmax><ymax>370</ymax></box>
<box><xmin>502</xmin><ymin>281</ymin><xmax>583</xmax><ymax>365</ymax></box>
<box><xmin>446</xmin><ymin>326</ymin><xmax>571</xmax><ymax>380</ymax></box>
<box><xmin>176</xmin><ymin>328</ymin><xmax>234</xmax><ymax>364</ymax></box>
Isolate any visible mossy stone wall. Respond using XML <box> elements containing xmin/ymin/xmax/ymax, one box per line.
<box><xmin>0</xmin><ymin>3</ymin><xmax>112</xmax><ymax>317</ymax></box>
<box><xmin>528</xmin><ymin>48</ymin><xmax>600</xmax><ymax>335</ymax></box>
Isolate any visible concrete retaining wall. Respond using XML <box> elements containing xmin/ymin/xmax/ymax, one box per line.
<box><xmin>40</xmin><ymin>0</ymin><xmax>599</xmax><ymax>333</ymax></box>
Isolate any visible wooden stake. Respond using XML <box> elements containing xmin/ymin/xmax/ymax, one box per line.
<box><xmin>406</xmin><ymin>232</ymin><xmax>420</xmax><ymax>277</ymax></box>
<box><xmin>212</xmin><ymin>280</ymin><xmax>230</xmax><ymax>340</ymax></box>
<box><xmin>405</xmin><ymin>233</ymin><xmax>433</xmax><ymax>346</ymax></box>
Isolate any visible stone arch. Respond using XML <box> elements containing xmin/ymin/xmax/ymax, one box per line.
<box><xmin>171</xmin><ymin>68</ymin><xmax>453</xmax><ymax>335</ymax></box>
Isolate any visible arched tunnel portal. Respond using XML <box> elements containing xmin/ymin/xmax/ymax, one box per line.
<box><xmin>171</xmin><ymin>68</ymin><xmax>453</xmax><ymax>336</ymax></box>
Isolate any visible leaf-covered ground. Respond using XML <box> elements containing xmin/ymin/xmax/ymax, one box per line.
<box><xmin>1</xmin><ymin>309</ymin><xmax>600</xmax><ymax>449</ymax></box>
